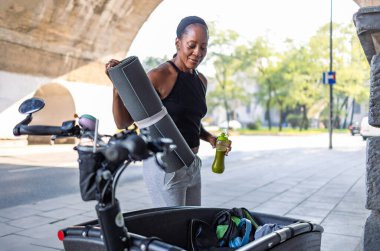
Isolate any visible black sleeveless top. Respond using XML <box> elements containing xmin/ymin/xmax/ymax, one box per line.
<box><xmin>162</xmin><ymin>61</ymin><xmax>207</xmax><ymax>148</ymax></box>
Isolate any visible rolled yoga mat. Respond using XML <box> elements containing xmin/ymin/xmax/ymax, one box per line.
<box><xmin>107</xmin><ymin>56</ymin><xmax>195</xmax><ymax>173</ymax></box>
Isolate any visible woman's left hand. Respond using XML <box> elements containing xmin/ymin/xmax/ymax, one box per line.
<box><xmin>208</xmin><ymin>135</ymin><xmax>217</xmax><ymax>148</ymax></box>
<box><xmin>224</xmin><ymin>139</ymin><xmax>232</xmax><ymax>156</ymax></box>
<box><xmin>208</xmin><ymin>135</ymin><xmax>232</xmax><ymax>156</ymax></box>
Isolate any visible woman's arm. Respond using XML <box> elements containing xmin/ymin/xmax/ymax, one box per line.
<box><xmin>200</xmin><ymin>124</ymin><xmax>216</xmax><ymax>147</ymax></box>
<box><xmin>112</xmin><ymin>87</ymin><xmax>134</xmax><ymax>129</ymax></box>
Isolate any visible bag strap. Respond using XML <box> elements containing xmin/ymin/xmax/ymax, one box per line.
<box><xmin>241</xmin><ymin>208</ymin><xmax>260</xmax><ymax>229</ymax></box>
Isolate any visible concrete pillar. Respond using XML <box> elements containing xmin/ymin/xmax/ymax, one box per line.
<box><xmin>354</xmin><ymin>4</ymin><xmax>380</xmax><ymax>251</ymax></box>
<box><xmin>366</xmin><ymin>137</ymin><xmax>380</xmax><ymax>250</ymax></box>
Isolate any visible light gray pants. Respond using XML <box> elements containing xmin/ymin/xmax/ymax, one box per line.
<box><xmin>142</xmin><ymin>155</ymin><xmax>202</xmax><ymax>207</ymax></box>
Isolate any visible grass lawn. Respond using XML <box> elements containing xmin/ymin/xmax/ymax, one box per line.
<box><xmin>205</xmin><ymin>125</ymin><xmax>350</xmax><ymax>136</ymax></box>
<box><xmin>236</xmin><ymin>128</ymin><xmax>350</xmax><ymax>136</ymax></box>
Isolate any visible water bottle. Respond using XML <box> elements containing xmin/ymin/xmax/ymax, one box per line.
<box><xmin>212</xmin><ymin>132</ymin><xmax>229</xmax><ymax>174</ymax></box>
<box><xmin>77</xmin><ymin>114</ymin><xmax>97</xmax><ymax>151</ymax></box>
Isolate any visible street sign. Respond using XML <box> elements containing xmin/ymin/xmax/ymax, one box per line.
<box><xmin>322</xmin><ymin>71</ymin><xmax>336</xmax><ymax>85</ymax></box>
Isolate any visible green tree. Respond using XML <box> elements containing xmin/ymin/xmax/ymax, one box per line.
<box><xmin>282</xmin><ymin>42</ymin><xmax>323</xmax><ymax>130</ymax></box>
<box><xmin>245</xmin><ymin>38</ymin><xmax>320</xmax><ymax>131</ymax></box>
<box><xmin>308</xmin><ymin>23</ymin><xmax>369</xmax><ymax>128</ymax></box>
<box><xmin>206</xmin><ymin>24</ymin><xmax>251</xmax><ymax>126</ymax></box>
<box><xmin>234</xmin><ymin>37</ymin><xmax>276</xmax><ymax>129</ymax></box>
<box><xmin>142</xmin><ymin>55</ymin><xmax>169</xmax><ymax>71</ymax></box>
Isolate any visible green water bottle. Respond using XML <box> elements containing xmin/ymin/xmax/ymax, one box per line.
<box><xmin>212</xmin><ymin>132</ymin><xmax>229</xmax><ymax>174</ymax></box>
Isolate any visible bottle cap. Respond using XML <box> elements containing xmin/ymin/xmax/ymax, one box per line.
<box><xmin>79</xmin><ymin>114</ymin><xmax>97</xmax><ymax>131</ymax></box>
<box><xmin>217</xmin><ymin>132</ymin><xmax>228</xmax><ymax>141</ymax></box>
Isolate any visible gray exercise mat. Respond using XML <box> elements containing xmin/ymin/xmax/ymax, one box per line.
<box><xmin>107</xmin><ymin>56</ymin><xmax>195</xmax><ymax>172</ymax></box>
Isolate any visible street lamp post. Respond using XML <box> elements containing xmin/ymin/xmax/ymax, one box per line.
<box><xmin>329</xmin><ymin>0</ymin><xmax>333</xmax><ymax>149</ymax></box>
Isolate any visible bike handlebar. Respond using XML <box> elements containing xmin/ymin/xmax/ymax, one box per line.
<box><xmin>13</xmin><ymin>125</ymin><xmax>64</xmax><ymax>136</ymax></box>
<box><xmin>103</xmin><ymin>134</ymin><xmax>173</xmax><ymax>163</ymax></box>
<box><xmin>13</xmin><ymin>119</ymin><xmax>78</xmax><ymax>137</ymax></box>
<box><xmin>104</xmin><ymin>144</ymin><xmax>130</xmax><ymax>163</ymax></box>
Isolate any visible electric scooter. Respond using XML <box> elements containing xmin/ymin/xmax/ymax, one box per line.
<box><xmin>13</xmin><ymin>97</ymin><xmax>324</xmax><ymax>251</ymax></box>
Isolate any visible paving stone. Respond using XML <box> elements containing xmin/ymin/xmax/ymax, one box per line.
<box><xmin>253</xmin><ymin>201</ymin><xmax>297</xmax><ymax>216</ymax></box>
<box><xmin>201</xmin><ymin>196</ymin><xmax>225</xmax><ymax>207</ymax></box>
<box><xmin>31</xmin><ymin>201</ymin><xmax>70</xmax><ymax>212</ymax></box>
<box><xmin>307</xmin><ymin>194</ymin><xmax>342</xmax><ymax>203</ymax></box>
<box><xmin>52</xmin><ymin>195</ymin><xmax>83</xmax><ymax>206</ymax></box>
<box><xmin>65</xmin><ymin>201</ymin><xmax>96</xmax><ymax>211</ymax></box>
<box><xmin>322</xmin><ymin>212</ymin><xmax>367</xmax><ymax>237</ymax></box>
<box><xmin>31</xmin><ymin>237</ymin><xmax>64</xmax><ymax>250</ymax></box>
<box><xmin>35</xmin><ymin>196</ymin><xmax>79</xmax><ymax>208</ymax></box>
<box><xmin>0</xmin><ymin>205</ymin><xmax>43</xmax><ymax>220</ymax></box>
<box><xmin>298</xmin><ymin>200</ymin><xmax>336</xmax><ymax>210</ymax></box>
<box><xmin>0</xmin><ymin>234</ymin><xmax>33</xmax><ymax>247</ymax></box>
<box><xmin>322</xmin><ymin>211</ymin><xmax>368</xmax><ymax>226</ymax></box>
<box><xmin>38</xmin><ymin>208</ymin><xmax>87</xmax><ymax>220</ymax></box>
<box><xmin>0</xmin><ymin>216</ymin><xmax>10</xmax><ymax>223</ymax></box>
<box><xmin>272</xmin><ymin>193</ymin><xmax>309</xmax><ymax>203</ymax></box>
<box><xmin>324</xmin><ymin>221</ymin><xmax>365</xmax><ymax>237</ymax></box>
<box><xmin>17</xmin><ymin>223</ymin><xmax>61</xmax><ymax>239</ymax></box>
<box><xmin>0</xmin><ymin>222</ymin><xmax>24</xmax><ymax>236</ymax></box>
<box><xmin>8</xmin><ymin>215</ymin><xmax>56</xmax><ymax>228</ymax></box>
<box><xmin>8</xmin><ymin>244</ymin><xmax>61</xmax><ymax>251</ymax></box>
<box><xmin>216</xmin><ymin>199</ymin><xmax>262</xmax><ymax>209</ymax></box>
<box><xmin>287</xmin><ymin>206</ymin><xmax>331</xmax><ymax>218</ymax></box>
<box><xmin>51</xmin><ymin>214</ymin><xmax>95</xmax><ymax>228</ymax></box>
<box><xmin>335</xmin><ymin>201</ymin><xmax>370</xmax><ymax>216</ymax></box>
<box><xmin>121</xmin><ymin>199</ymin><xmax>152</xmax><ymax>211</ymax></box>
<box><xmin>254</xmin><ymin>182</ymin><xmax>293</xmax><ymax>193</ymax></box>
<box><xmin>0</xmin><ymin>234</ymin><xmax>59</xmax><ymax>251</ymax></box>
<box><xmin>284</xmin><ymin>213</ymin><xmax>323</xmax><ymax>224</ymax></box>
<box><xmin>286</xmin><ymin>186</ymin><xmax>320</xmax><ymax>195</ymax></box>
<box><xmin>79</xmin><ymin>210</ymin><xmax>97</xmax><ymax>218</ymax></box>
<box><xmin>234</xmin><ymin>190</ymin><xmax>278</xmax><ymax>204</ymax></box>
<box><xmin>322</xmin><ymin>233</ymin><xmax>361</xmax><ymax>251</ymax></box>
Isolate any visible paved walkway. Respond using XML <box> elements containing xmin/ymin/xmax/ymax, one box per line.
<box><xmin>0</xmin><ymin>134</ymin><xmax>369</xmax><ymax>250</ymax></box>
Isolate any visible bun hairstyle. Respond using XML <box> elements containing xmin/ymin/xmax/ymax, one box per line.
<box><xmin>176</xmin><ymin>16</ymin><xmax>208</xmax><ymax>38</ymax></box>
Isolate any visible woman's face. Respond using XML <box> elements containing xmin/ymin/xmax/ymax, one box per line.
<box><xmin>176</xmin><ymin>24</ymin><xmax>208</xmax><ymax>71</ymax></box>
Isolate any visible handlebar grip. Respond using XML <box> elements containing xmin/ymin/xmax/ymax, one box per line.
<box><xmin>103</xmin><ymin>134</ymin><xmax>151</xmax><ymax>163</ymax></box>
<box><xmin>104</xmin><ymin>145</ymin><xmax>130</xmax><ymax>163</ymax></box>
<box><xmin>13</xmin><ymin>125</ymin><xmax>63</xmax><ymax>136</ymax></box>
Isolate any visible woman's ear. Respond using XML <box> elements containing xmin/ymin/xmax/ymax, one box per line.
<box><xmin>175</xmin><ymin>38</ymin><xmax>180</xmax><ymax>51</ymax></box>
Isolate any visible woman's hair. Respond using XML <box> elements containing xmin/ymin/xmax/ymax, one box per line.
<box><xmin>176</xmin><ymin>16</ymin><xmax>208</xmax><ymax>38</ymax></box>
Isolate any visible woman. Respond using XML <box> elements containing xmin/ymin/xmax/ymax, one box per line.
<box><xmin>106</xmin><ymin>16</ymin><xmax>231</xmax><ymax>207</ymax></box>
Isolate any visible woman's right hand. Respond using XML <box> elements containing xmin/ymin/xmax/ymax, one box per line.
<box><xmin>105</xmin><ymin>59</ymin><xmax>121</xmax><ymax>78</ymax></box>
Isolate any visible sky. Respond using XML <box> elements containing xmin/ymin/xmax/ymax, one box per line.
<box><xmin>127</xmin><ymin>0</ymin><xmax>360</xmax><ymax>61</ymax></box>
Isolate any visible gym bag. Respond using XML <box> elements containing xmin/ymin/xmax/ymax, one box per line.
<box><xmin>189</xmin><ymin>208</ymin><xmax>260</xmax><ymax>250</ymax></box>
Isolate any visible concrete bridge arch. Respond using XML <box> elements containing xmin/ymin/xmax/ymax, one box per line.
<box><xmin>27</xmin><ymin>83</ymin><xmax>76</xmax><ymax>144</ymax></box>
<box><xmin>0</xmin><ymin>0</ymin><xmax>163</xmax><ymax>79</ymax></box>
<box><xmin>0</xmin><ymin>0</ymin><xmax>163</xmax><ymax>138</ymax></box>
